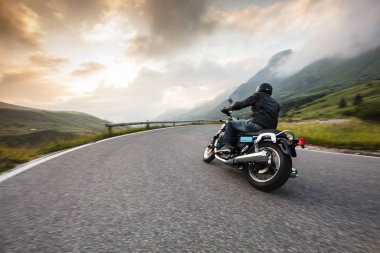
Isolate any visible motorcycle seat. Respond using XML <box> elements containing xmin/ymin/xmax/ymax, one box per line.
<box><xmin>244</xmin><ymin>129</ymin><xmax>287</xmax><ymax>138</ymax></box>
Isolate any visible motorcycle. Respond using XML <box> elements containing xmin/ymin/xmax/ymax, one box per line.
<box><xmin>203</xmin><ymin>98</ymin><xmax>306</xmax><ymax>192</ymax></box>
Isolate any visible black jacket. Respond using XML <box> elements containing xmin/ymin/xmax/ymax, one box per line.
<box><xmin>229</xmin><ymin>92</ymin><xmax>280</xmax><ymax>129</ymax></box>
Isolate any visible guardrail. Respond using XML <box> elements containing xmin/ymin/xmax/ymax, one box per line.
<box><xmin>105</xmin><ymin>120</ymin><xmax>220</xmax><ymax>134</ymax></box>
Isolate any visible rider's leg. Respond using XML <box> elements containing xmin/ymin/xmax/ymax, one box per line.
<box><xmin>221</xmin><ymin>120</ymin><xmax>247</xmax><ymax>146</ymax></box>
<box><xmin>244</xmin><ymin>120</ymin><xmax>264</xmax><ymax>132</ymax></box>
<box><xmin>231</xmin><ymin>120</ymin><xmax>263</xmax><ymax>133</ymax></box>
<box><xmin>221</xmin><ymin>120</ymin><xmax>264</xmax><ymax>146</ymax></box>
<box><xmin>220</xmin><ymin>122</ymin><xmax>233</xmax><ymax>145</ymax></box>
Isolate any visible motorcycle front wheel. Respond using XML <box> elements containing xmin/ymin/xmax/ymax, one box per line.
<box><xmin>245</xmin><ymin>142</ymin><xmax>292</xmax><ymax>191</ymax></box>
<box><xmin>203</xmin><ymin>139</ymin><xmax>215</xmax><ymax>163</ymax></box>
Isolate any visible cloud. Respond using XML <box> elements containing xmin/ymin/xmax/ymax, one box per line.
<box><xmin>81</xmin><ymin>12</ymin><xmax>132</xmax><ymax>43</ymax></box>
<box><xmin>0</xmin><ymin>50</ymin><xmax>74</xmax><ymax>106</ymax></box>
<box><xmin>126</xmin><ymin>0</ymin><xmax>215</xmax><ymax>57</ymax></box>
<box><xmin>0</xmin><ymin>0</ymin><xmax>41</xmax><ymax>49</ymax></box>
<box><xmin>38</xmin><ymin>0</ymin><xmax>107</xmax><ymax>26</ymax></box>
<box><xmin>208</xmin><ymin>0</ymin><xmax>317</xmax><ymax>33</ymax></box>
<box><xmin>0</xmin><ymin>70</ymin><xmax>71</xmax><ymax>104</ymax></box>
<box><xmin>29</xmin><ymin>52</ymin><xmax>69</xmax><ymax>69</ymax></box>
<box><xmin>276</xmin><ymin>0</ymin><xmax>380</xmax><ymax>75</ymax></box>
<box><xmin>0</xmin><ymin>0</ymin><xmax>105</xmax><ymax>60</ymax></box>
<box><xmin>0</xmin><ymin>0</ymin><xmax>111</xmax><ymax>55</ymax></box>
<box><xmin>71</xmin><ymin>62</ymin><xmax>105</xmax><ymax>77</ymax></box>
<box><xmin>209</xmin><ymin>0</ymin><xmax>380</xmax><ymax>76</ymax></box>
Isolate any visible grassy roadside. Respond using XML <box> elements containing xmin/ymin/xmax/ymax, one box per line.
<box><xmin>278</xmin><ymin>118</ymin><xmax>380</xmax><ymax>150</ymax></box>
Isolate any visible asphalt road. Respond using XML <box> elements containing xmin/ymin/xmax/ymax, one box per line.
<box><xmin>1</xmin><ymin>125</ymin><xmax>379</xmax><ymax>253</ymax></box>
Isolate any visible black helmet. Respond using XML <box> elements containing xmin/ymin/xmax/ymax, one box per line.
<box><xmin>256</xmin><ymin>83</ymin><xmax>273</xmax><ymax>96</ymax></box>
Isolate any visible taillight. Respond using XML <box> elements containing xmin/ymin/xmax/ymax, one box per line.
<box><xmin>298</xmin><ymin>138</ymin><xmax>306</xmax><ymax>148</ymax></box>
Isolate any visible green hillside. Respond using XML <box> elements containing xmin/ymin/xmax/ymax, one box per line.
<box><xmin>0</xmin><ymin>102</ymin><xmax>107</xmax><ymax>136</ymax></box>
<box><xmin>276</xmin><ymin>46</ymin><xmax>380</xmax><ymax>99</ymax></box>
<box><xmin>0</xmin><ymin>102</ymin><xmax>109</xmax><ymax>171</ymax></box>
<box><xmin>0</xmin><ymin>130</ymin><xmax>77</xmax><ymax>148</ymax></box>
<box><xmin>283</xmin><ymin>80</ymin><xmax>380</xmax><ymax>121</ymax></box>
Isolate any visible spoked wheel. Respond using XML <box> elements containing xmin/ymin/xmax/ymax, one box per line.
<box><xmin>203</xmin><ymin>139</ymin><xmax>215</xmax><ymax>163</ymax></box>
<box><xmin>246</xmin><ymin>142</ymin><xmax>292</xmax><ymax>191</ymax></box>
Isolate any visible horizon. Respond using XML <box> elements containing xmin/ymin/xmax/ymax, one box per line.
<box><xmin>1</xmin><ymin>0</ymin><xmax>380</xmax><ymax>122</ymax></box>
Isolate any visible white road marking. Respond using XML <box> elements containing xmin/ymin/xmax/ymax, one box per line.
<box><xmin>299</xmin><ymin>147</ymin><xmax>380</xmax><ymax>159</ymax></box>
<box><xmin>0</xmin><ymin>143</ymin><xmax>93</xmax><ymax>183</ymax></box>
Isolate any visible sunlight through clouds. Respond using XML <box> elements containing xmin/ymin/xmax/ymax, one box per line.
<box><xmin>81</xmin><ymin>11</ymin><xmax>135</xmax><ymax>44</ymax></box>
<box><xmin>102</xmin><ymin>60</ymin><xmax>139</xmax><ymax>87</ymax></box>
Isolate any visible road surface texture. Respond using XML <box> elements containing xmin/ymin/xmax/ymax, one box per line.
<box><xmin>1</xmin><ymin>125</ymin><xmax>379</xmax><ymax>253</ymax></box>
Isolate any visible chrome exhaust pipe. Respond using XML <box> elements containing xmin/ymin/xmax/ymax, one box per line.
<box><xmin>224</xmin><ymin>151</ymin><xmax>268</xmax><ymax>165</ymax></box>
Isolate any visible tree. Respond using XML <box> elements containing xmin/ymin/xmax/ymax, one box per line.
<box><xmin>339</xmin><ymin>98</ymin><xmax>347</xmax><ymax>108</ymax></box>
<box><xmin>353</xmin><ymin>94</ymin><xmax>363</xmax><ymax>105</ymax></box>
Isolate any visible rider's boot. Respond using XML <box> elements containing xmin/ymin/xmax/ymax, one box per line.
<box><xmin>218</xmin><ymin>144</ymin><xmax>235</xmax><ymax>159</ymax></box>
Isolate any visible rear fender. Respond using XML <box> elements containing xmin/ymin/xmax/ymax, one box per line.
<box><xmin>257</xmin><ymin>137</ymin><xmax>295</xmax><ymax>157</ymax></box>
<box><xmin>255</xmin><ymin>133</ymin><xmax>276</xmax><ymax>144</ymax></box>
<box><xmin>254</xmin><ymin>133</ymin><xmax>276</xmax><ymax>152</ymax></box>
<box><xmin>276</xmin><ymin>138</ymin><xmax>297</xmax><ymax>157</ymax></box>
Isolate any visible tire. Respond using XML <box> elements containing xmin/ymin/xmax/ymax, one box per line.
<box><xmin>203</xmin><ymin>139</ymin><xmax>215</xmax><ymax>163</ymax></box>
<box><xmin>245</xmin><ymin>142</ymin><xmax>292</xmax><ymax>191</ymax></box>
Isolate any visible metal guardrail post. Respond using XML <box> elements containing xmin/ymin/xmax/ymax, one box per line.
<box><xmin>146</xmin><ymin>120</ymin><xmax>150</xmax><ymax>129</ymax></box>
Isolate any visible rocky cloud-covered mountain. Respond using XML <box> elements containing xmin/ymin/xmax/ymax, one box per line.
<box><xmin>159</xmin><ymin>45</ymin><xmax>380</xmax><ymax>120</ymax></box>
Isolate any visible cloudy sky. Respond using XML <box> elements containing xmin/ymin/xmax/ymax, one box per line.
<box><xmin>1</xmin><ymin>0</ymin><xmax>379</xmax><ymax>122</ymax></box>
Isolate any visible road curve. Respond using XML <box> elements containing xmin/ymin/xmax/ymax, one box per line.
<box><xmin>1</xmin><ymin>125</ymin><xmax>379</xmax><ymax>253</ymax></box>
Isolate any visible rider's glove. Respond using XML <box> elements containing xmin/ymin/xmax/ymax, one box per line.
<box><xmin>221</xmin><ymin>107</ymin><xmax>230</xmax><ymax>114</ymax></box>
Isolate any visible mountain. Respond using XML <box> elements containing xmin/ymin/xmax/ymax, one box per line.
<box><xmin>0</xmin><ymin>102</ymin><xmax>107</xmax><ymax>136</ymax></box>
<box><xmin>155</xmin><ymin>108</ymin><xmax>189</xmax><ymax>121</ymax></box>
<box><xmin>155</xmin><ymin>88</ymin><xmax>235</xmax><ymax>120</ymax></box>
<box><xmin>209</xmin><ymin>49</ymin><xmax>293</xmax><ymax>118</ymax></box>
<box><xmin>171</xmin><ymin>49</ymin><xmax>293</xmax><ymax>120</ymax></box>
<box><xmin>173</xmin><ymin>45</ymin><xmax>380</xmax><ymax>120</ymax></box>
<box><xmin>230</xmin><ymin>49</ymin><xmax>292</xmax><ymax>101</ymax></box>
<box><xmin>276</xmin><ymin>47</ymin><xmax>380</xmax><ymax>101</ymax></box>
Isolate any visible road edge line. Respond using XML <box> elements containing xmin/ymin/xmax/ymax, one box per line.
<box><xmin>0</xmin><ymin>143</ymin><xmax>94</xmax><ymax>183</ymax></box>
<box><xmin>300</xmin><ymin>148</ymin><xmax>380</xmax><ymax>159</ymax></box>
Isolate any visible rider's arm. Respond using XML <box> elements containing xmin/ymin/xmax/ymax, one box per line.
<box><xmin>229</xmin><ymin>94</ymin><xmax>259</xmax><ymax>111</ymax></box>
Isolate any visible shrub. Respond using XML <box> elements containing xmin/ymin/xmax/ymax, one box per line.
<box><xmin>342</xmin><ymin>110</ymin><xmax>354</xmax><ymax>116</ymax></box>
<box><xmin>353</xmin><ymin>94</ymin><xmax>363</xmax><ymax>105</ymax></box>
<box><xmin>355</xmin><ymin>101</ymin><xmax>380</xmax><ymax>121</ymax></box>
<box><xmin>338</xmin><ymin>98</ymin><xmax>347</xmax><ymax>108</ymax></box>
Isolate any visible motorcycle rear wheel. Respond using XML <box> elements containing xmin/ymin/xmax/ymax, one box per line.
<box><xmin>245</xmin><ymin>142</ymin><xmax>292</xmax><ymax>192</ymax></box>
<box><xmin>203</xmin><ymin>139</ymin><xmax>215</xmax><ymax>163</ymax></box>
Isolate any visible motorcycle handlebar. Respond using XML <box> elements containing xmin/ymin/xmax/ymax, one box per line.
<box><xmin>221</xmin><ymin>109</ymin><xmax>232</xmax><ymax>116</ymax></box>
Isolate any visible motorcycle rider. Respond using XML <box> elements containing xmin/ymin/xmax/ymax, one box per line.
<box><xmin>220</xmin><ymin>83</ymin><xmax>280</xmax><ymax>151</ymax></box>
